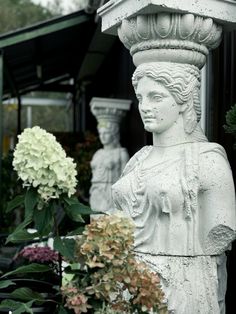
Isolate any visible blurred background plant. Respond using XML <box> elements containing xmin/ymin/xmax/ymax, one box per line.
<box><xmin>1</xmin><ymin>152</ymin><xmax>23</xmax><ymax>232</ymax></box>
<box><xmin>224</xmin><ymin>104</ymin><xmax>236</xmax><ymax>148</ymax></box>
<box><xmin>73</xmin><ymin>132</ymin><xmax>101</xmax><ymax>202</ymax></box>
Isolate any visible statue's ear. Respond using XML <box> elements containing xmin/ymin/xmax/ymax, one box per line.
<box><xmin>182</xmin><ymin>98</ymin><xmax>198</xmax><ymax>134</ymax></box>
<box><xmin>179</xmin><ymin>102</ymin><xmax>188</xmax><ymax>113</ymax></box>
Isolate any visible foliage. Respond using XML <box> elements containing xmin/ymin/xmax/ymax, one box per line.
<box><xmin>72</xmin><ymin>132</ymin><xmax>101</xmax><ymax>200</ymax></box>
<box><xmin>0</xmin><ymin>126</ymin><xmax>96</xmax><ymax>313</ymax></box>
<box><xmin>0</xmin><ymin>0</ymin><xmax>57</xmax><ymax>34</ymax></box>
<box><xmin>62</xmin><ymin>215</ymin><xmax>169</xmax><ymax>314</ymax></box>
<box><xmin>224</xmin><ymin>104</ymin><xmax>236</xmax><ymax>148</ymax></box>
<box><xmin>1</xmin><ymin>152</ymin><xmax>23</xmax><ymax>231</ymax></box>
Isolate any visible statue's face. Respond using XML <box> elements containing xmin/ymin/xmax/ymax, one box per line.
<box><xmin>98</xmin><ymin>127</ymin><xmax>115</xmax><ymax>145</ymax></box>
<box><xmin>136</xmin><ymin>76</ymin><xmax>180</xmax><ymax>133</ymax></box>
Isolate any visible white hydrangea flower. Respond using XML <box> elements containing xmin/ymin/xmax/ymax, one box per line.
<box><xmin>13</xmin><ymin>126</ymin><xmax>77</xmax><ymax>202</ymax></box>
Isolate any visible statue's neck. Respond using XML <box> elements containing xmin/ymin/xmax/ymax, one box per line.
<box><xmin>152</xmin><ymin>117</ymin><xmax>191</xmax><ymax>147</ymax></box>
<box><xmin>103</xmin><ymin>143</ymin><xmax>120</xmax><ymax>150</ymax></box>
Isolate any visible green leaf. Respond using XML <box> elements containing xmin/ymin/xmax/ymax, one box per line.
<box><xmin>1</xmin><ymin>263</ymin><xmax>51</xmax><ymax>279</ymax></box>
<box><xmin>64</xmin><ymin>196</ymin><xmax>103</xmax><ymax>216</ymax></box>
<box><xmin>0</xmin><ymin>299</ymin><xmax>23</xmax><ymax>310</ymax></box>
<box><xmin>67</xmin><ymin>226</ymin><xmax>85</xmax><ymax>236</ymax></box>
<box><xmin>33</xmin><ymin>205</ymin><xmax>53</xmax><ymax>236</ymax></box>
<box><xmin>6</xmin><ymin>216</ymin><xmax>33</xmax><ymax>244</ymax></box>
<box><xmin>71</xmin><ymin>202</ymin><xmax>102</xmax><ymax>215</ymax></box>
<box><xmin>13</xmin><ymin>301</ymin><xmax>34</xmax><ymax>314</ymax></box>
<box><xmin>6</xmin><ymin>229</ymin><xmax>39</xmax><ymax>244</ymax></box>
<box><xmin>25</xmin><ymin>188</ymin><xmax>38</xmax><ymax>218</ymax></box>
<box><xmin>63</xmin><ymin>196</ymin><xmax>79</xmax><ymax>206</ymax></box>
<box><xmin>0</xmin><ymin>279</ymin><xmax>16</xmax><ymax>289</ymax></box>
<box><xmin>54</xmin><ymin>236</ymin><xmax>75</xmax><ymax>260</ymax></box>
<box><xmin>69</xmin><ymin>263</ymin><xmax>81</xmax><ymax>271</ymax></box>
<box><xmin>10</xmin><ymin>287</ymin><xmax>44</xmax><ymax>302</ymax></box>
<box><xmin>58</xmin><ymin>305</ymin><xmax>71</xmax><ymax>314</ymax></box>
<box><xmin>0</xmin><ymin>300</ymin><xmax>33</xmax><ymax>313</ymax></box>
<box><xmin>64</xmin><ymin>204</ymin><xmax>84</xmax><ymax>223</ymax></box>
<box><xmin>6</xmin><ymin>195</ymin><xmax>24</xmax><ymax>213</ymax></box>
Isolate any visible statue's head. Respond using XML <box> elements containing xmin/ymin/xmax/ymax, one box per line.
<box><xmin>132</xmin><ymin>62</ymin><xmax>201</xmax><ymax>135</ymax></box>
<box><xmin>97</xmin><ymin>121</ymin><xmax>120</xmax><ymax>147</ymax></box>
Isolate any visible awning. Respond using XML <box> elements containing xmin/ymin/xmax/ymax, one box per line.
<box><xmin>0</xmin><ymin>10</ymin><xmax>98</xmax><ymax>97</ymax></box>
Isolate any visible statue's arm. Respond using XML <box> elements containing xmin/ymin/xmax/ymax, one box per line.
<box><xmin>199</xmin><ymin>150</ymin><xmax>236</xmax><ymax>255</ymax></box>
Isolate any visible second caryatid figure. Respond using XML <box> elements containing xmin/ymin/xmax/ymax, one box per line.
<box><xmin>89</xmin><ymin>97</ymin><xmax>131</xmax><ymax>215</ymax></box>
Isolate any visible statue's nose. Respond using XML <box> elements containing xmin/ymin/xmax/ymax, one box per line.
<box><xmin>140</xmin><ymin>102</ymin><xmax>151</xmax><ymax>113</ymax></box>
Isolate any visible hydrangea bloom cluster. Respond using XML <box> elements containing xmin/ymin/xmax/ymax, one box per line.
<box><xmin>13</xmin><ymin>126</ymin><xmax>77</xmax><ymax>201</ymax></box>
<box><xmin>62</xmin><ymin>214</ymin><xmax>168</xmax><ymax>314</ymax></box>
<box><xmin>61</xmin><ymin>286</ymin><xmax>91</xmax><ymax>314</ymax></box>
<box><xmin>18</xmin><ymin>246</ymin><xmax>59</xmax><ymax>263</ymax></box>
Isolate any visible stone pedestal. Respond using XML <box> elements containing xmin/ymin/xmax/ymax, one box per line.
<box><xmin>98</xmin><ymin>1</ymin><xmax>236</xmax><ymax>313</ymax></box>
<box><xmin>89</xmin><ymin>97</ymin><xmax>131</xmax><ymax>215</ymax></box>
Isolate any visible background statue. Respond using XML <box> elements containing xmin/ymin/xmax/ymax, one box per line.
<box><xmin>112</xmin><ymin>62</ymin><xmax>236</xmax><ymax>314</ymax></box>
<box><xmin>89</xmin><ymin>98</ymin><xmax>130</xmax><ymax>215</ymax></box>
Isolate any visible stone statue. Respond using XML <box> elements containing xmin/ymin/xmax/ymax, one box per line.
<box><xmin>112</xmin><ymin>61</ymin><xmax>236</xmax><ymax>313</ymax></box>
<box><xmin>97</xmin><ymin>7</ymin><xmax>236</xmax><ymax>313</ymax></box>
<box><xmin>89</xmin><ymin>98</ymin><xmax>130</xmax><ymax>215</ymax></box>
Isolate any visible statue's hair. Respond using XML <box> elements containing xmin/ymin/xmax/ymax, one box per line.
<box><xmin>132</xmin><ymin>62</ymin><xmax>207</xmax><ymax>141</ymax></box>
<box><xmin>97</xmin><ymin>121</ymin><xmax>120</xmax><ymax>144</ymax></box>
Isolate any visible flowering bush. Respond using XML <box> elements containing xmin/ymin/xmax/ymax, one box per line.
<box><xmin>13</xmin><ymin>126</ymin><xmax>77</xmax><ymax>202</ymax></box>
<box><xmin>5</xmin><ymin>126</ymin><xmax>93</xmax><ymax>243</ymax></box>
<box><xmin>62</xmin><ymin>215</ymin><xmax>168</xmax><ymax>314</ymax></box>
<box><xmin>0</xmin><ymin>126</ymin><xmax>95</xmax><ymax>313</ymax></box>
<box><xmin>0</xmin><ymin>126</ymin><xmax>168</xmax><ymax>314</ymax></box>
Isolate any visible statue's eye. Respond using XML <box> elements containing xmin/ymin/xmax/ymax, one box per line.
<box><xmin>136</xmin><ymin>95</ymin><xmax>142</xmax><ymax>103</ymax></box>
<box><xmin>152</xmin><ymin>94</ymin><xmax>162</xmax><ymax>101</ymax></box>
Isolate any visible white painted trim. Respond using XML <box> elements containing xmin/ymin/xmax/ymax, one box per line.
<box><xmin>3</xmin><ymin>97</ymin><xmax>68</xmax><ymax>106</ymax></box>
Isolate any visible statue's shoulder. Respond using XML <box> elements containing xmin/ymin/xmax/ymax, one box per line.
<box><xmin>119</xmin><ymin>147</ymin><xmax>129</xmax><ymax>155</ymax></box>
<box><xmin>199</xmin><ymin>142</ymin><xmax>227</xmax><ymax>161</ymax></box>
<box><xmin>121</xmin><ymin>146</ymin><xmax>152</xmax><ymax>176</ymax></box>
<box><xmin>91</xmin><ymin>148</ymin><xmax>104</xmax><ymax>160</ymax></box>
<box><xmin>198</xmin><ymin>142</ymin><xmax>230</xmax><ymax>173</ymax></box>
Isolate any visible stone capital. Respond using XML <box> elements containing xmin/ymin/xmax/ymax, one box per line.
<box><xmin>97</xmin><ymin>0</ymin><xmax>236</xmax><ymax>68</ymax></box>
<box><xmin>90</xmin><ymin>97</ymin><xmax>131</xmax><ymax>125</ymax></box>
<box><xmin>98</xmin><ymin>0</ymin><xmax>236</xmax><ymax>34</ymax></box>
<box><xmin>117</xmin><ymin>13</ymin><xmax>222</xmax><ymax>68</ymax></box>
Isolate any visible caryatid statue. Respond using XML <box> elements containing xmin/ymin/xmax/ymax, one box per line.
<box><xmin>98</xmin><ymin>3</ymin><xmax>236</xmax><ymax>314</ymax></box>
<box><xmin>89</xmin><ymin>97</ymin><xmax>131</xmax><ymax>215</ymax></box>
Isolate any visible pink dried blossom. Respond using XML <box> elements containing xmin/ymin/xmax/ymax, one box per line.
<box><xmin>18</xmin><ymin>246</ymin><xmax>59</xmax><ymax>263</ymax></box>
<box><xmin>64</xmin><ymin>290</ymin><xmax>92</xmax><ymax>314</ymax></box>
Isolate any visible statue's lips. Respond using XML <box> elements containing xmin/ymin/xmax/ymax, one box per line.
<box><xmin>143</xmin><ymin>117</ymin><xmax>156</xmax><ymax>122</ymax></box>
